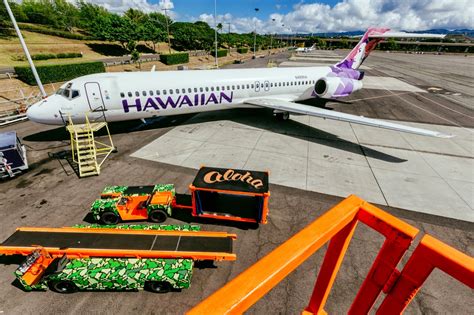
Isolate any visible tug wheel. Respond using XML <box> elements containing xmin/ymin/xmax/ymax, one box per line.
<box><xmin>50</xmin><ymin>280</ymin><xmax>78</xmax><ymax>294</ymax></box>
<box><xmin>148</xmin><ymin>209</ymin><xmax>168</xmax><ymax>223</ymax></box>
<box><xmin>145</xmin><ymin>281</ymin><xmax>171</xmax><ymax>293</ymax></box>
<box><xmin>100</xmin><ymin>211</ymin><xmax>120</xmax><ymax>225</ymax></box>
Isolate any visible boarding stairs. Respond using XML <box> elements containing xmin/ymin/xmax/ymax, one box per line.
<box><xmin>66</xmin><ymin>114</ymin><xmax>115</xmax><ymax>178</ymax></box>
<box><xmin>189</xmin><ymin>195</ymin><xmax>474</xmax><ymax>314</ymax></box>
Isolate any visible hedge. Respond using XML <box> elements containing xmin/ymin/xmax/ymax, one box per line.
<box><xmin>216</xmin><ymin>49</ymin><xmax>227</xmax><ymax>58</ymax></box>
<box><xmin>237</xmin><ymin>47</ymin><xmax>248</xmax><ymax>54</ymax></box>
<box><xmin>14</xmin><ymin>52</ymin><xmax>82</xmax><ymax>61</ymax></box>
<box><xmin>159</xmin><ymin>53</ymin><xmax>189</xmax><ymax>65</ymax></box>
<box><xmin>15</xmin><ymin>61</ymin><xmax>105</xmax><ymax>85</ymax></box>
<box><xmin>18</xmin><ymin>23</ymin><xmax>94</xmax><ymax>40</ymax></box>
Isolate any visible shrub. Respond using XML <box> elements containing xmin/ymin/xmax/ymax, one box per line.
<box><xmin>56</xmin><ymin>52</ymin><xmax>82</xmax><ymax>59</ymax></box>
<box><xmin>32</xmin><ymin>53</ymin><xmax>56</xmax><ymax>60</ymax></box>
<box><xmin>237</xmin><ymin>47</ymin><xmax>248</xmax><ymax>54</ymax></box>
<box><xmin>216</xmin><ymin>49</ymin><xmax>227</xmax><ymax>58</ymax></box>
<box><xmin>159</xmin><ymin>53</ymin><xmax>189</xmax><ymax>65</ymax></box>
<box><xmin>18</xmin><ymin>23</ymin><xmax>94</xmax><ymax>40</ymax></box>
<box><xmin>15</xmin><ymin>61</ymin><xmax>105</xmax><ymax>85</ymax></box>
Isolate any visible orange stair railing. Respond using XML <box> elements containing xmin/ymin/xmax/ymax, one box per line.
<box><xmin>188</xmin><ymin>195</ymin><xmax>474</xmax><ymax>314</ymax></box>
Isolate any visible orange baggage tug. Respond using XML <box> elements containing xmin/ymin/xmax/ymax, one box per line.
<box><xmin>90</xmin><ymin>167</ymin><xmax>270</xmax><ymax>225</ymax></box>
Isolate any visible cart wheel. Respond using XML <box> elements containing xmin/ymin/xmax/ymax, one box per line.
<box><xmin>148</xmin><ymin>209</ymin><xmax>167</xmax><ymax>223</ymax></box>
<box><xmin>145</xmin><ymin>281</ymin><xmax>171</xmax><ymax>293</ymax></box>
<box><xmin>100</xmin><ymin>211</ymin><xmax>120</xmax><ymax>225</ymax></box>
<box><xmin>49</xmin><ymin>280</ymin><xmax>78</xmax><ymax>294</ymax></box>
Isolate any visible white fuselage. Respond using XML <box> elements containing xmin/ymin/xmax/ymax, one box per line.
<box><xmin>27</xmin><ymin>66</ymin><xmax>332</xmax><ymax>125</ymax></box>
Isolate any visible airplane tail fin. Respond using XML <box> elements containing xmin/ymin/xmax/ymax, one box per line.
<box><xmin>336</xmin><ymin>27</ymin><xmax>445</xmax><ymax>70</ymax></box>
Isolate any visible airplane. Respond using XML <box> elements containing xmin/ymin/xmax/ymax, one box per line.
<box><xmin>26</xmin><ymin>27</ymin><xmax>451</xmax><ymax>138</ymax></box>
<box><xmin>295</xmin><ymin>44</ymin><xmax>316</xmax><ymax>53</ymax></box>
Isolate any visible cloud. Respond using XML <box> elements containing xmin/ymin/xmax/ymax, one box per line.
<box><xmin>82</xmin><ymin>0</ymin><xmax>177</xmax><ymax>18</ymax></box>
<box><xmin>201</xmin><ymin>0</ymin><xmax>473</xmax><ymax>34</ymax></box>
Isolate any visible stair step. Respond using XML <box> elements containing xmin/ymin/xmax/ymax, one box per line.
<box><xmin>78</xmin><ymin>155</ymin><xmax>95</xmax><ymax>161</ymax></box>
<box><xmin>80</xmin><ymin>165</ymin><xmax>98</xmax><ymax>172</ymax></box>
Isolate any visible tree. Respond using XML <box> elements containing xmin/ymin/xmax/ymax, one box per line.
<box><xmin>142</xmin><ymin>13</ymin><xmax>168</xmax><ymax>52</ymax></box>
<box><xmin>387</xmin><ymin>38</ymin><xmax>399</xmax><ymax>51</ymax></box>
<box><xmin>131</xmin><ymin>49</ymin><xmax>140</xmax><ymax>69</ymax></box>
<box><xmin>171</xmin><ymin>21</ymin><xmax>214</xmax><ymax>51</ymax></box>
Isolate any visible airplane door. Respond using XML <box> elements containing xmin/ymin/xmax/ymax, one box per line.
<box><xmin>264</xmin><ymin>80</ymin><xmax>270</xmax><ymax>91</ymax></box>
<box><xmin>255</xmin><ymin>81</ymin><xmax>260</xmax><ymax>92</ymax></box>
<box><xmin>84</xmin><ymin>82</ymin><xmax>105</xmax><ymax>111</ymax></box>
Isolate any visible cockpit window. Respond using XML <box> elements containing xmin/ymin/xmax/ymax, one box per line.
<box><xmin>56</xmin><ymin>87</ymin><xmax>79</xmax><ymax>99</ymax></box>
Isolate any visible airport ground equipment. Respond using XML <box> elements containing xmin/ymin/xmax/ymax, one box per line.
<box><xmin>66</xmin><ymin>114</ymin><xmax>114</xmax><ymax>178</ymax></box>
<box><xmin>0</xmin><ymin>224</ymin><xmax>236</xmax><ymax>293</ymax></box>
<box><xmin>0</xmin><ymin>131</ymin><xmax>28</xmax><ymax>178</ymax></box>
<box><xmin>91</xmin><ymin>166</ymin><xmax>270</xmax><ymax>225</ymax></box>
<box><xmin>189</xmin><ymin>195</ymin><xmax>474</xmax><ymax>314</ymax></box>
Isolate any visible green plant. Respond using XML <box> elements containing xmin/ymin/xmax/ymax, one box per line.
<box><xmin>216</xmin><ymin>49</ymin><xmax>227</xmax><ymax>58</ymax></box>
<box><xmin>237</xmin><ymin>47</ymin><xmax>248</xmax><ymax>54</ymax></box>
<box><xmin>31</xmin><ymin>53</ymin><xmax>56</xmax><ymax>60</ymax></box>
<box><xmin>15</xmin><ymin>61</ymin><xmax>105</xmax><ymax>85</ymax></box>
<box><xmin>18</xmin><ymin>23</ymin><xmax>94</xmax><ymax>40</ymax></box>
<box><xmin>56</xmin><ymin>52</ymin><xmax>83</xmax><ymax>58</ymax></box>
<box><xmin>159</xmin><ymin>52</ymin><xmax>189</xmax><ymax>65</ymax></box>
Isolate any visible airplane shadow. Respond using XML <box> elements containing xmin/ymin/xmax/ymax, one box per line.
<box><xmin>23</xmin><ymin>109</ymin><xmax>405</xmax><ymax>163</ymax></box>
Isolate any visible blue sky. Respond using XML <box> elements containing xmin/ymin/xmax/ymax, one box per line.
<box><xmin>90</xmin><ymin>0</ymin><xmax>473</xmax><ymax>33</ymax></box>
<box><xmin>160</xmin><ymin>0</ymin><xmax>339</xmax><ymax>20</ymax></box>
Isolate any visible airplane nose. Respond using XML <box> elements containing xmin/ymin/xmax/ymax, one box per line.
<box><xmin>27</xmin><ymin>99</ymin><xmax>62</xmax><ymax>125</ymax></box>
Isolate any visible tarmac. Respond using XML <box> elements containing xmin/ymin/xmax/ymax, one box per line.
<box><xmin>0</xmin><ymin>50</ymin><xmax>473</xmax><ymax>314</ymax></box>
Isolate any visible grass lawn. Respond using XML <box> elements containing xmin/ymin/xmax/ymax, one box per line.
<box><xmin>0</xmin><ymin>31</ymin><xmax>173</xmax><ymax>68</ymax></box>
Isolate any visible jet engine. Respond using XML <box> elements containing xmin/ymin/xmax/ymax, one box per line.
<box><xmin>314</xmin><ymin>77</ymin><xmax>363</xmax><ymax>99</ymax></box>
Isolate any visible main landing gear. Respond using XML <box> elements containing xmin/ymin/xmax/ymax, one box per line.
<box><xmin>274</xmin><ymin>112</ymin><xmax>290</xmax><ymax>121</ymax></box>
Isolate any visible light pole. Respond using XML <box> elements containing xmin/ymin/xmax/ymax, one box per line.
<box><xmin>162</xmin><ymin>8</ymin><xmax>172</xmax><ymax>54</ymax></box>
<box><xmin>214</xmin><ymin>0</ymin><xmax>218</xmax><ymax>68</ymax></box>
<box><xmin>253</xmin><ymin>8</ymin><xmax>259</xmax><ymax>59</ymax></box>
<box><xmin>270</xmin><ymin>18</ymin><xmax>275</xmax><ymax>50</ymax></box>
<box><xmin>3</xmin><ymin>0</ymin><xmax>46</xmax><ymax>97</ymax></box>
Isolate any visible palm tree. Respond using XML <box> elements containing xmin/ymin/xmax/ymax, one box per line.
<box><xmin>217</xmin><ymin>22</ymin><xmax>223</xmax><ymax>33</ymax></box>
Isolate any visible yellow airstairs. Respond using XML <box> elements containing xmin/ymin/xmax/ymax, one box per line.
<box><xmin>66</xmin><ymin>114</ymin><xmax>115</xmax><ymax>177</ymax></box>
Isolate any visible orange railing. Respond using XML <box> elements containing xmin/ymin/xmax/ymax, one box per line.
<box><xmin>188</xmin><ymin>195</ymin><xmax>474</xmax><ymax>314</ymax></box>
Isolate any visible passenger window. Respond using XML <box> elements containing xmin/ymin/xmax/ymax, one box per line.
<box><xmin>176</xmin><ymin>89</ymin><xmax>180</xmax><ymax>94</ymax></box>
<box><xmin>232</xmin><ymin>85</ymin><xmax>235</xmax><ymax>90</ymax></box>
<box><xmin>170</xmin><ymin>89</ymin><xmax>173</xmax><ymax>94</ymax></box>
<box><xmin>221</xmin><ymin>86</ymin><xmax>225</xmax><ymax>90</ymax></box>
<box><xmin>227</xmin><ymin>86</ymin><xmax>230</xmax><ymax>90</ymax></box>
<box><xmin>135</xmin><ymin>91</ymin><xmax>139</xmax><ymax>97</ymax></box>
<box><xmin>216</xmin><ymin>86</ymin><xmax>220</xmax><ymax>91</ymax></box>
<box><xmin>142</xmin><ymin>91</ymin><xmax>147</xmax><ymax>96</ymax></box>
<box><xmin>156</xmin><ymin>90</ymin><xmax>160</xmax><ymax>95</ymax></box>
<box><xmin>270</xmin><ymin>83</ymin><xmax>273</xmax><ymax>87</ymax></box>
<box><xmin>236</xmin><ymin>85</ymin><xmax>240</xmax><ymax>90</ymax></box>
<box><xmin>120</xmin><ymin>92</ymin><xmax>125</xmax><ymax>98</ymax></box>
<box><xmin>211</xmin><ymin>87</ymin><xmax>214</xmax><ymax>91</ymax></box>
<box><xmin>149</xmin><ymin>90</ymin><xmax>154</xmax><ymax>96</ymax></box>
<box><xmin>194</xmin><ymin>88</ymin><xmax>198</xmax><ymax>93</ymax></box>
<box><xmin>247</xmin><ymin>84</ymin><xmax>250</xmax><ymax>89</ymax></box>
<box><xmin>200</xmin><ymin>87</ymin><xmax>203</xmax><ymax>92</ymax></box>
<box><xmin>181</xmin><ymin>88</ymin><xmax>185</xmax><ymax>93</ymax></box>
<box><xmin>163</xmin><ymin>90</ymin><xmax>167</xmax><ymax>95</ymax></box>
<box><xmin>128</xmin><ymin>92</ymin><xmax>132</xmax><ymax>97</ymax></box>
<box><xmin>251</xmin><ymin>84</ymin><xmax>254</xmax><ymax>88</ymax></box>
<box><xmin>188</xmin><ymin>88</ymin><xmax>192</xmax><ymax>93</ymax></box>
<box><xmin>205</xmin><ymin>87</ymin><xmax>209</xmax><ymax>92</ymax></box>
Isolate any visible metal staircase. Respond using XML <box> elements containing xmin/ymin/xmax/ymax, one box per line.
<box><xmin>66</xmin><ymin>114</ymin><xmax>115</xmax><ymax>178</ymax></box>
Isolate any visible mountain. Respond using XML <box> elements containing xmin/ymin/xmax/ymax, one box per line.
<box><xmin>294</xmin><ymin>29</ymin><xmax>474</xmax><ymax>38</ymax></box>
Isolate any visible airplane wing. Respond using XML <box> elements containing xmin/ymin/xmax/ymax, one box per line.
<box><xmin>244</xmin><ymin>98</ymin><xmax>453</xmax><ymax>138</ymax></box>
